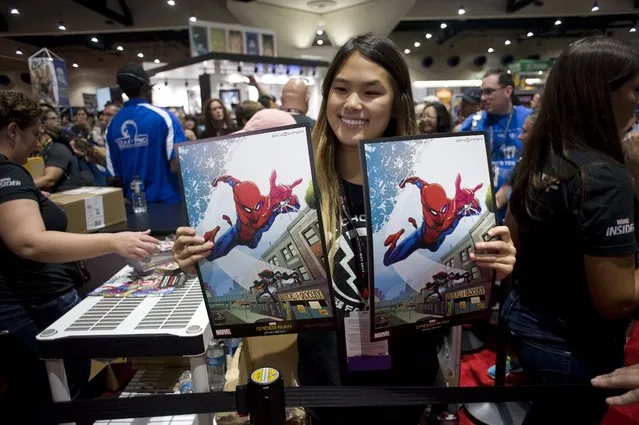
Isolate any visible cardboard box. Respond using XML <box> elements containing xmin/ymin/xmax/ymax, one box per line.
<box><xmin>236</xmin><ymin>334</ymin><xmax>299</xmax><ymax>388</ymax></box>
<box><xmin>49</xmin><ymin>187</ymin><xmax>127</xmax><ymax>233</ymax></box>
<box><xmin>24</xmin><ymin>156</ymin><xmax>44</xmax><ymax>178</ymax></box>
<box><xmin>89</xmin><ymin>358</ymin><xmax>129</xmax><ymax>392</ymax></box>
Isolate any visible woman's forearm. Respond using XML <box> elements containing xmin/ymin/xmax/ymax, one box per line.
<box><xmin>18</xmin><ymin>231</ymin><xmax>116</xmax><ymax>263</ymax></box>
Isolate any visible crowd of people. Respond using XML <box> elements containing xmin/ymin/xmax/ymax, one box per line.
<box><xmin>1</xmin><ymin>30</ymin><xmax>639</xmax><ymax>425</ymax></box>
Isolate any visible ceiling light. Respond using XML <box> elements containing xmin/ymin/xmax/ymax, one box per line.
<box><xmin>505</xmin><ymin>39</ymin><xmax>511</xmax><ymax>45</ymax></box>
<box><xmin>538</xmin><ymin>70</ymin><xmax>543</xmax><ymax>75</ymax></box>
<box><xmin>90</xmin><ymin>36</ymin><xmax>98</xmax><ymax>43</ymax></box>
<box><xmin>15</xmin><ymin>49</ymin><xmax>22</xmax><ymax>55</ymax></box>
<box><xmin>440</xmin><ymin>22</ymin><xmax>448</xmax><ymax>29</ymax></box>
<box><xmin>116</xmin><ymin>45</ymin><xmax>124</xmax><ymax>51</ymax></box>
<box><xmin>458</xmin><ymin>5</ymin><xmax>466</xmax><ymax>15</ymax></box>
<box><xmin>506</xmin><ymin>69</ymin><xmax>511</xmax><ymax>74</ymax></box>
<box><xmin>404</xmin><ymin>48</ymin><xmax>411</xmax><ymax>54</ymax></box>
<box><xmin>414</xmin><ymin>41</ymin><xmax>421</xmax><ymax>47</ymax></box>
<box><xmin>189</xmin><ymin>14</ymin><xmax>196</xmax><ymax>22</ymax></box>
<box><xmin>48</xmin><ymin>57</ymin><xmax>53</xmax><ymax>61</ymax></box>
<box><xmin>72</xmin><ymin>63</ymin><xmax>78</xmax><ymax>68</ymax></box>
<box><xmin>317</xmin><ymin>39</ymin><xmax>324</xmax><ymax>45</ymax></box>
<box><xmin>488</xmin><ymin>47</ymin><xmax>494</xmax><ymax>53</ymax></box>
<box><xmin>10</xmin><ymin>8</ymin><xmax>19</xmax><ymax>15</ymax></box>
<box><xmin>631</xmin><ymin>27</ymin><xmax>637</xmax><ymax>33</ymax></box>
<box><xmin>425</xmin><ymin>33</ymin><xmax>432</xmax><ymax>39</ymax></box>
<box><xmin>527</xmin><ymin>31</ymin><xmax>534</xmax><ymax>37</ymax></box>
<box><xmin>167</xmin><ymin>0</ymin><xmax>175</xmax><ymax>5</ymax></box>
<box><xmin>137</xmin><ymin>52</ymin><xmax>144</xmax><ymax>58</ymax></box>
<box><xmin>317</xmin><ymin>29</ymin><xmax>324</xmax><ymax>35</ymax></box>
<box><xmin>58</xmin><ymin>22</ymin><xmax>66</xmax><ymax>31</ymax></box>
<box><xmin>154</xmin><ymin>58</ymin><xmax>160</xmax><ymax>64</ymax></box>
<box><xmin>591</xmin><ymin>2</ymin><xmax>599</xmax><ymax>12</ymax></box>
<box><xmin>554</xmin><ymin>19</ymin><xmax>562</xmax><ymax>25</ymax></box>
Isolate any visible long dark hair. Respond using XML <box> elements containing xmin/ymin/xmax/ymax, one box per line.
<box><xmin>203</xmin><ymin>98</ymin><xmax>232</xmax><ymax>134</ymax></box>
<box><xmin>312</xmin><ymin>32</ymin><xmax>416</xmax><ymax>268</ymax></box>
<box><xmin>511</xmin><ymin>36</ymin><xmax>639</xmax><ymax>222</ymax></box>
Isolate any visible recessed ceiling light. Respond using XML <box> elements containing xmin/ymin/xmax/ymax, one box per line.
<box><xmin>317</xmin><ymin>29</ymin><xmax>324</xmax><ymax>35</ymax></box>
<box><xmin>488</xmin><ymin>47</ymin><xmax>494</xmax><ymax>53</ymax></box>
<box><xmin>414</xmin><ymin>41</ymin><xmax>421</xmax><ymax>47</ymax></box>
<box><xmin>15</xmin><ymin>49</ymin><xmax>22</xmax><ymax>55</ymax></box>
<box><xmin>631</xmin><ymin>27</ymin><xmax>637</xmax><ymax>33</ymax></box>
<box><xmin>458</xmin><ymin>5</ymin><xmax>466</xmax><ymax>15</ymax></box>
<box><xmin>425</xmin><ymin>33</ymin><xmax>432</xmax><ymax>39</ymax></box>
<box><xmin>527</xmin><ymin>31</ymin><xmax>534</xmax><ymax>37</ymax></box>
<box><xmin>591</xmin><ymin>2</ymin><xmax>599</xmax><ymax>12</ymax></box>
<box><xmin>116</xmin><ymin>45</ymin><xmax>124</xmax><ymax>51</ymax></box>
<box><xmin>507</xmin><ymin>69</ymin><xmax>511</xmax><ymax>74</ymax></box>
<box><xmin>167</xmin><ymin>0</ymin><xmax>175</xmax><ymax>5</ymax></box>
<box><xmin>554</xmin><ymin>19</ymin><xmax>562</xmax><ymax>25</ymax></box>
<box><xmin>91</xmin><ymin>37</ymin><xmax>98</xmax><ymax>43</ymax></box>
<box><xmin>48</xmin><ymin>57</ymin><xmax>53</xmax><ymax>61</ymax></box>
<box><xmin>317</xmin><ymin>39</ymin><xmax>324</xmax><ymax>45</ymax></box>
<box><xmin>189</xmin><ymin>14</ymin><xmax>196</xmax><ymax>22</ymax></box>
<box><xmin>58</xmin><ymin>23</ymin><xmax>66</xmax><ymax>31</ymax></box>
<box><xmin>440</xmin><ymin>22</ymin><xmax>448</xmax><ymax>29</ymax></box>
<box><xmin>154</xmin><ymin>58</ymin><xmax>160</xmax><ymax>64</ymax></box>
<box><xmin>505</xmin><ymin>39</ymin><xmax>511</xmax><ymax>45</ymax></box>
<box><xmin>10</xmin><ymin>8</ymin><xmax>19</xmax><ymax>15</ymax></box>
<box><xmin>137</xmin><ymin>52</ymin><xmax>144</xmax><ymax>58</ymax></box>
<box><xmin>72</xmin><ymin>63</ymin><xmax>79</xmax><ymax>68</ymax></box>
<box><xmin>538</xmin><ymin>70</ymin><xmax>543</xmax><ymax>75</ymax></box>
<box><xmin>404</xmin><ymin>48</ymin><xmax>411</xmax><ymax>54</ymax></box>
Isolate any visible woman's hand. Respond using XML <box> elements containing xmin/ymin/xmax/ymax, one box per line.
<box><xmin>172</xmin><ymin>227</ymin><xmax>213</xmax><ymax>275</ymax></box>
<box><xmin>112</xmin><ymin>230</ymin><xmax>160</xmax><ymax>260</ymax></box>
<box><xmin>469</xmin><ymin>226</ymin><xmax>516</xmax><ymax>280</ymax></box>
<box><xmin>592</xmin><ymin>364</ymin><xmax>639</xmax><ymax>405</ymax></box>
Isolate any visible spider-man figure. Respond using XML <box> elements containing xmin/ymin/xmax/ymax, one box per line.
<box><xmin>204</xmin><ymin>170</ymin><xmax>302</xmax><ymax>261</ymax></box>
<box><xmin>383</xmin><ymin>173</ymin><xmax>482</xmax><ymax>266</ymax></box>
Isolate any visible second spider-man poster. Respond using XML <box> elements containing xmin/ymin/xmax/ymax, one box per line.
<box><xmin>177</xmin><ymin>125</ymin><xmax>335</xmax><ymax>338</ymax></box>
<box><xmin>360</xmin><ymin>132</ymin><xmax>497</xmax><ymax>341</ymax></box>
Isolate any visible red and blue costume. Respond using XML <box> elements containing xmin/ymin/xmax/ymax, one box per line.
<box><xmin>383</xmin><ymin>174</ymin><xmax>482</xmax><ymax>266</ymax></box>
<box><xmin>204</xmin><ymin>170</ymin><xmax>302</xmax><ymax>261</ymax></box>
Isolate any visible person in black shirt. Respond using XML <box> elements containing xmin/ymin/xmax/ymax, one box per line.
<box><xmin>174</xmin><ymin>33</ymin><xmax>517</xmax><ymax>425</ymax></box>
<box><xmin>0</xmin><ymin>92</ymin><xmax>161</xmax><ymax>403</ymax></box>
<box><xmin>504</xmin><ymin>36</ymin><xmax>639</xmax><ymax>424</ymax></box>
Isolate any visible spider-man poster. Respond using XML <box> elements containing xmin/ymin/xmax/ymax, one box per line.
<box><xmin>176</xmin><ymin>125</ymin><xmax>335</xmax><ymax>338</ymax></box>
<box><xmin>360</xmin><ymin>132</ymin><xmax>497</xmax><ymax>341</ymax></box>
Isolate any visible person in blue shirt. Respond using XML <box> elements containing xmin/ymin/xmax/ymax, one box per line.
<box><xmin>105</xmin><ymin>63</ymin><xmax>187</xmax><ymax>203</ymax></box>
<box><xmin>460</xmin><ymin>69</ymin><xmax>531</xmax><ymax>222</ymax></box>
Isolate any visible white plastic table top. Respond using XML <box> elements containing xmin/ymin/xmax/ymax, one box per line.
<box><xmin>36</xmin><ymin>266</ymin><xmax>212</xmax><ymax>358</ymax></box>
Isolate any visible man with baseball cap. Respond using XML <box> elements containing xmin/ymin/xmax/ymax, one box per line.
<box><xmin>105</xmin><ymin>63</ymin><xmax>187</xmax><ymax>203</ymax></box>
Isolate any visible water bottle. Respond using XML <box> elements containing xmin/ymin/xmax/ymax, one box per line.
<box><xmin>178</xmin><ymin>370</ymin><xmax>193</xmax><ymax>394</ymax></box>
<box><xmin>224</xmin><ymin>338</ymin><xmax>241</xmax><ymax>357</ymax></box>
<box><xmin>130</xmin><ymin>176</ymin><xmax>147</xmax><ymax>214</ymax></box>
<box><xmin>206</xmin><ymin>339</ymin><xmax>226</xmax><ymax>391</ymax></box>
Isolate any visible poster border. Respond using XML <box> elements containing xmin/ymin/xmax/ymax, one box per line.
<box><xmin>176</xmin><ymin>123</ymin><xmax>337</xmax><ymax>339</ymax></box>
<box><xmin>358</xmin><ymin>130</ymin><xmax>497</xmax><ymax>342</ymax></box>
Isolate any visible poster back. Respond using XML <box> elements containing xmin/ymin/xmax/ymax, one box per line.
<box><xmin>360</xmin><ymin>132</ymin><xmax>497</xmax><ymax>341</ymax></box>
<box><xmin>177</xmin><ymin>125</ymin><xmax>336</xmax><ymax>338</ymax></box>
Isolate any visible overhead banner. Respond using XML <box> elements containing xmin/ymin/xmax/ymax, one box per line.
<box><xmin>28</xmin><ymin>48</ymin><xmax>70</xmax><ymax>107</ymax></box>
<box><xmin>189</xmin><ymin>20</ymin><xmax>277</xmax><ymax>58</ymax></box>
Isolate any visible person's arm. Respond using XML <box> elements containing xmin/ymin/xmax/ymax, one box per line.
<box><xmin>504</xmin><ymin>206</ymin><xmax>520</xmax><ymax>252</ymax></box>
<box><xmin>34</xmin><ymin>166</ymin><xmax>64</xmax><ymax>190</ymax></box>
<box><xmin>578</xmin><ymin>164</ymin><xmax>639</xmax><ymax>320</ymax></box>
<box><xmin>0</xmin><ymin>198</ymin><xmax>159</xmax><ymax>262</ymax></box>
<box><xmin>592</xmin><ymin>364</ymin><xmax>639</xmax><ymax>405</ymax></box>
<box><xmin>247</xmin><ymin>75</ymin><xmax>270</xmax><ymax>97</ymax></box>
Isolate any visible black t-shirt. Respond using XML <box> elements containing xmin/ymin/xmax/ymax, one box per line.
<box><xmin>0</xmin><ymin>155</ymin><xmax>75</xmax><ymax>304</ymax></box>
<box><xmin>291</xmin><ymin>114</ymin><xmax>317</xmax><ymax>132</ymax></box>
<box><xmin>512</xmin><ymin>150</ymin><xmax>637</xmax><ymax>346</ymax></box>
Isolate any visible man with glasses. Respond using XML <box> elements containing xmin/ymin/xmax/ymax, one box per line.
<box><xmin>460</xmin><ymin>68</ymin><xmax>531</xmax><ymax>223</ymax></box>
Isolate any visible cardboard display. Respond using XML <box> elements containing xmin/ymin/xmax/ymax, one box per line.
<box><xmin>359</xmin><ymin>132</ymin><xmax>497</xmax><ymax>341</ymax></box>
<box><xmin>24</xmin><ymin>156</ymin><xmax>44</xmax><ymax>178</ymax></box>
<box><xmin>49</xmin><ymin>187</ymin><xmax>126</xmax><ymax>233</ymax></box>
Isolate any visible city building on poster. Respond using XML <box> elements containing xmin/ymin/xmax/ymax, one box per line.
<box><xmin>176</xmin><ymin>124</ymin><xmax>335</xmax><ymax>338</ymax></box>
<box><xmin>28</xmin><ymin>48</ymin><xmax>70</xmax><ymax>107</ymax></box>
<box><xmin>188</xmin><ymin>20</ymin><xmax>277</xmax><ymax>57</ymax></box>
<box><xmin>359</xmin><ymin>132</ymin><xmax>497</xmax><ymax>341</ymax></box>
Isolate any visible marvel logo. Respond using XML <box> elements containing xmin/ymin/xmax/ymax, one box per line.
<box><xmin>215</xmin><ymin>329</ymin><xmax>232</xmax><ymax>336</ymax></box>
<box><xmin>374</xmin><ymin>331</ymin><xmax>390</xmax><ymax>339</ymax></box>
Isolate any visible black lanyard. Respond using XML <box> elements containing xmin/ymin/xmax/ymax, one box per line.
<box><xmin>338</xmin><ymin>182</ymin><xmax>368</xmax><ymax>304</ymax></box>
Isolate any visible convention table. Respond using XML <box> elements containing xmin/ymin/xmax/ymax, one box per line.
<box><xmin>36</xmin><ymin>268</ymin><xmax>213</xmax><ymax>425</ymax></box>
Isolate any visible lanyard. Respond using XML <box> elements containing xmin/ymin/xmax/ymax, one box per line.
<box><xmin>488</xmin><ymin>108</ymin><xmax>514</xmax><ymax>152</ymax></box>
<box><xmin>338</xmin><ymin>183</ymin><xmax>368</xmax><ymax>304</ymax></box>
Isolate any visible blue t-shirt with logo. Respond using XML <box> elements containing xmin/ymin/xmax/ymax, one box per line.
<box><xmin>105</xmin><ymin>98</ymin><xmax>187</xmax><ymax>203</ymax></box>
<box><xmin>461</xmin><ymin>105</ymin><xmax>531</xmax><ymax>221</ymax></box>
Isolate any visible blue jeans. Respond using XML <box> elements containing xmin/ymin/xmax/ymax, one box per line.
<box><xmin>0</xmin><ymin>290</ymin><xmax>89</xmax><ymax>403</ymax></box>
<box><xmin>503</xmin><ymin>290</ymin><xmax>623</xmax><ymax>425</ymax></box>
